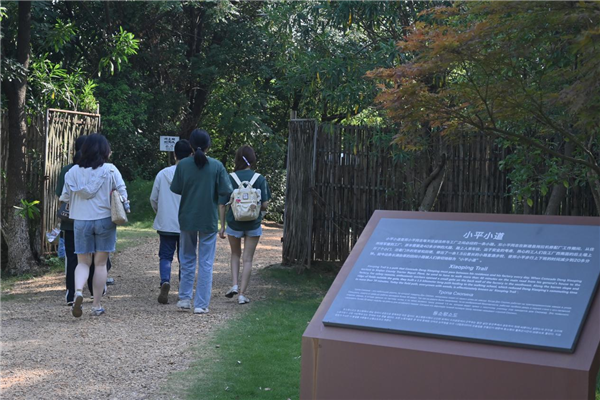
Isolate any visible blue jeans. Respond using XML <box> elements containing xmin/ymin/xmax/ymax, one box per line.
<box><xmin>178</xmin><ymin>230</ymin><xmax>217</xmax><ymax>309</ymax></box>
<box><xmin>159</xmin><ymin>234</ymin><xmax>179</xmax><ymax>285</ymax></box>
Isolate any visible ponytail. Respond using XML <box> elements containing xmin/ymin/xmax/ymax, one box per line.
<box><xmin>189</xmin><ymin>129</ymin><xmax>211</xmax><ymax>169</ymax></box>
<box><xmin>194</xmin><ymin>147</ymin><xmax>208</xmax><ymax>168</ymax></box>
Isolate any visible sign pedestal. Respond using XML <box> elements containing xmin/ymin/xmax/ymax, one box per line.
<box><xmin>300</xmin><ymin>211</ymin><xmax>600</xmax><ymax>399</ymax></box>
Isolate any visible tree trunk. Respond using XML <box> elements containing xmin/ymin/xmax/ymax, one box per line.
<box><xmin>545</xmin><ymin>184</ymin><xmax>567</xmax><ymax>216</ymax></box>
<box><xmin>4</xmin><ymin>1</ymin><xmax>37</xmax><ymax>275</ymax></box>
<box><xmin>523</xmin><ymin>201</ymin><xmax>532</xmax><ymax>214</ymax></box>
<box><xmin>179</xmin><ymin>85</ymin><xmax>210</xmax><ymax>139</ymax></box>
<box><xmin>419</xmin><ymin>153</ymin><xmax>447</xmax><ymax>212</ymax></box>
<box><xmin>545</xmin><ymin>141</ymin><xmax>574</xmax><ymax>215</ymax></box>
<box><xmin>178</xmin><ymin>5</ymin><xmax>211</xmax><ymax>139</ymax></box>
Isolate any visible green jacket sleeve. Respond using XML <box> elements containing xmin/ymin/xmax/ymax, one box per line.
<box><xmin>259</xmin><ymin>176</ymin><xmax>271</xmax><ymax>202</ymax></box>
<box><xmin>170</xmin><ymin>163</ymin><xmax>183</xmax><ymax>195</ymax></box>
<box><xmin>55</xmin><ymin>165</ymin><xmax>69</xmax><ymax>197</ymax></box>
<box><xmin>218</xmin><ymin>174</ymin><xmax>234</xmax><ymax>205</ymax></box>
<box><xmin>217</xmin><ymin>163</ymin><xmax>233</xmax><ymax>198</ymax></box>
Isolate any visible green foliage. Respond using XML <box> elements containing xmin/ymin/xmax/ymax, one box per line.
<box><xmin>114</xmin><ymin>179</ymin><xmax>157</xmax><ymax>251</ymax></box>
<box><xmin>97</xmin><ymin>72</ymin><xmax>166</xmax><ymax>180</ymax></box>
<box><xmin>13</xmin><ymin>199</ymin><xmax>40</xmax><ymax>220</ymax></box>
<box><xmin>45</xmin><ymin>19</ymin><xmax>77</xmax><ymax>53</ymax></box>
<box><xmin>263</xmin><ymin>1</ymin><xmax>425</xmax><ymax>124</ymax></box>
<box><xmin>28</xmin><ymin>55</ymin><xmax>98</xmax><ymax>112</ymax></box>
<box><xmin>125</xmin><ymin>179</ymin><xmax>156</xmax><ymax>226</ymax></box>
<box><xmin>44</xmin><ymin>256</ymin><xmax>64</xmax><ymax>272</ymax></box>
<box><xmin>98</xmin><ymin>27</ymin><xmax>139</xmax><ymax>76</ymax></box>
<box><xmin>369</xmin><ymin>2</ymin><xmax>600</xmax><ymax>212</ymax></box>
<box><xmin>1</xmin><ymin>1</ymin><xmax>436</xmax><ymax>224</ymax></box>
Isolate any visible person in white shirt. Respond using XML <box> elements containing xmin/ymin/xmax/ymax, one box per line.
<box><xmin>60</xmin><ymin>134</ymin><xmax>128</xmax><ymax>317</ymax></box>
<box><xmin>150</xmin><ymin>139</ymin><xmax>192</xmax><ymax>304</ymax></box>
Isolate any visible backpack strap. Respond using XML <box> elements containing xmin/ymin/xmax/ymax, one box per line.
<box><xmin>248</xmin><ymin>173</ymin><xmax>260</xmax><ymax>187</ymax></box>
<box><xmin>230</xmin><ymin>172</ymin><xmax>243</xmax><ymax>188</ymax></box>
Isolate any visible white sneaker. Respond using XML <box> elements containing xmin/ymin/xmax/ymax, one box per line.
<box><xmin>193</xmin><ymin>307</ymin><xmax>209</xmax><ymax>314</ymax></box>
<box><xmin>90</xmin><ymin>307</ymin><xmax>105</xmax><ymax>316</ymax></box>
<box><xmin>72</xmin><ymin>293</ymin><xmax>84</xmax><ymax>318</ymax></box>
<box><xmin>225</xmin><ymin>286</ymin><xmax>239</xmax><ymax>298</ymax></box>
<box><xmin>238</xmin><ymin>295</ymin><xmax>250</xmax><ymax>304</ymax></box>
<box><xmin>177</xmin><ymin>299</ymin><xmax>191</xmax><ymax>310</ymax></box>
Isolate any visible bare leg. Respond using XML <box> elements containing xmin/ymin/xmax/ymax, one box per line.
<box><xmin>91</xmin><ymin>252</ymin><xmax>109</xmax><ymax>308</ymax></box>
<box><xmin>74</xmin><ymin>253</ymin><xmax>92</xmax><ymax>293</ymax></box>
<box><xmin>239</xmin><ymin>236</ymin><xmax>260</xmax><ymax>295</ymax></box>
<box><xmin>228</xmin><ymin>235</ymin><xmax>242</xmax><ymax>287</ymax></box>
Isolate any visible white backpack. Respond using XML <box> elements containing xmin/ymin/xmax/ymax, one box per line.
<box><xmin>229</xmin><ymin>172</ymin><xmax>262</xmax><ymax>221</ymax></box>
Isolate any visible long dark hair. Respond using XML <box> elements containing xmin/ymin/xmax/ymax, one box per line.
<box><xmin>73</xmin><ymin>135</ymin><xmax>88</xmax><ymax>164</ymax></box>
<box><xmin>234</xmin><ymin>145</ymin><xmax>256</xmax><ymax>172</ymax></box>
<box><xmin>189</xmin><ymin>129</ymin><xmax>211</xmax><ymax>169</ymax></box>
<box><xmin>78</xmin><ymin>133</ymin><xmax>111</xmax><ymax>169</ymax></box>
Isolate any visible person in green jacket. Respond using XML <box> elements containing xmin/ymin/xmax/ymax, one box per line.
<box><xmin>170</xmin><ymin>129</ymin><xmax>232</xmax><ymax>314</ymax></box>
<box><xmin>219</xmin><ymin>145</ymin><xmax>271</xmax><ymax>304</ymax></box>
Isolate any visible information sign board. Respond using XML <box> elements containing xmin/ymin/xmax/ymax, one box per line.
<box><xmin>160</xmin><ymin>136</ymin><xmax>179</xmax><ymax>152</ymax></box>
<box><xmin>322</xmin><ymin>217</ymin><xmax>600</xmax><ymax>352</ymax></box>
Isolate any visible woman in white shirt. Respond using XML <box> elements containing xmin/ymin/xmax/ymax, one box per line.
<box><xmin>60</xmin><ymin>134</ymin><xmax>127</xmax><ymax>317</ymax></box>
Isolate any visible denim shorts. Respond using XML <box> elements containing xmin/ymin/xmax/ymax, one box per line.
<box><xmin>74</xmin><ymin>217</ymin><xmax>117</xmax><ymax>254</ymax></box>
<box><xmin>225</xmin><ymin>225</ymin><xmax>262</xmax><ymax>238</ymax></box>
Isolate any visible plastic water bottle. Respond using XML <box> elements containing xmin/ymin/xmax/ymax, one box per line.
<box><xmin>46</xmin><ymin>227</ymin><xmax>61</xmax><ymax>243</ymax></box>
<box><xmin>123</xmin><ymin>199</ymin><xmax>131</xmax><ymax>214</ymax></box>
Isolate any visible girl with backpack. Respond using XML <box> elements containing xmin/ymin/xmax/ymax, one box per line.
<box><xmin>219</xmin><ymin>145</ymin><xmax>271</xmax><ymax>304</ymax></box>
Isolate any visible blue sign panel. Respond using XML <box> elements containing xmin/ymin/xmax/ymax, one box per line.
<box><xmin>323</xmin><ymin>218</ymin><xmax>600</xmax><ymax>352</ymax></box>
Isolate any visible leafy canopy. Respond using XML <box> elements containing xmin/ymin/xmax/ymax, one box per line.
<box><xmin>368</xmin><ymin>2</ymin><xmax>600</xmax><ymax>212</ymax></box>
<box><xmin>368</xmin><ymin>2</ymin><xmax>600</xmax><ymax>175</ymax></box>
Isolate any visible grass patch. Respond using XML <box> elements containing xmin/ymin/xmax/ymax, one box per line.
<box><xmin>126</xmin><ymin>178</ymin><xmax>156</xmax><ymax>225</ymax></box>
<box><xmin>169</xmin><ymin>265</ymin><xmax>600</xmax><ymax>400</ymax></box>
<box><xmin>165</xmin><ymin>266</ymin><xmax>335</xmax><ymax>400</ymax></box>
<box><xmin>116</xmin><ymin>222</ymin><xmax>155</xmax><ymax>252</ymax></box>
<box><xmin>115</xmin><ymin>178</ymin><xmax>156</xmax><ymax>252</ymax></box>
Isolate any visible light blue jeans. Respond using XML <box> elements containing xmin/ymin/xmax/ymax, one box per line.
<box><xmin>178</xmin><ymin>230</ymin><xmax>217</xmax><ymax>309</ymax></box>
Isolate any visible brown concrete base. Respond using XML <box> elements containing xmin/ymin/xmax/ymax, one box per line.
<box><xmin>301</xmin><ymin>211</ymin><xmax>600</xmax><ymax>400</ymax></box>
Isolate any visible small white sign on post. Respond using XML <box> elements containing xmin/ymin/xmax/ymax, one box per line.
<box><xmin>160</xmin><ymin>136</ymin><xmax>179</xmax><ymax>152</ymax></box>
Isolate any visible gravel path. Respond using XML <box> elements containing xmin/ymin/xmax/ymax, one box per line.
<box><xmin>1</xmin><ymin>223</ymin><xmax>283</xmax><ymax>400</ymax></box>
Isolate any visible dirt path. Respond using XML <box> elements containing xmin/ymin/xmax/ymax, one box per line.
<box><xmin>1</xmin><ymin>223</ymin><xmax>283</xmax><ymax>400</ymax></box>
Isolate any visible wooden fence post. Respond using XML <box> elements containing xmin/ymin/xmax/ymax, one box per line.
<box><xmin>282</xmin><ymin>119</ymin><xmax>318</xmax><ymax>267</ymax></box>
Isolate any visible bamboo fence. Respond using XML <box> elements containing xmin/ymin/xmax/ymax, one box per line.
<box><xmin>283</xmin><ymin>121</ymin><xmax>599</xmax><ymax>266</ymax></box>
<box><xmin>1</xmin><ymin>109</ymin><xmax>100</xmax><ymax>255</ymax></box>
<box><xmin>42</xmin><ymin>109</ymin><xmax>100</xmax><ymax>253</ymax></box>
<box><xmin>282</xmin><ymin>119</ymin><xmax>317</xmax><ymax>266</ymax></box>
